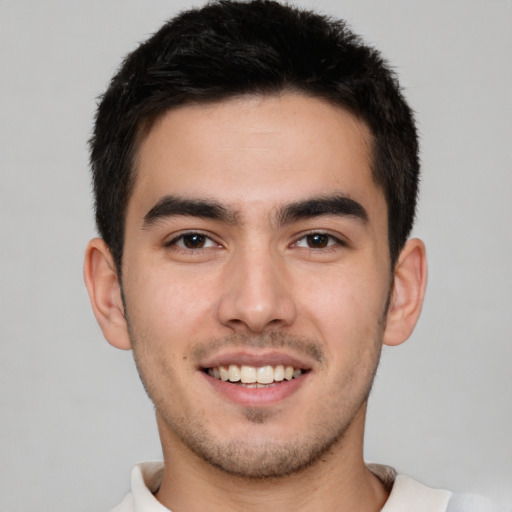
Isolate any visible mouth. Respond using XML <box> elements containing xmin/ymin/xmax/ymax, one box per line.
<box><xmin>204</xmin><ymin>364</ymin><xmax>307</xmax><ymax>388</ymax></box>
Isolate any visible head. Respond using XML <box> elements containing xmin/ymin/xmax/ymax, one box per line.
<box><xmin>90</xmin><ymin>0</ymin><xmax>419</xmax><ymax>275</ymax></box>
<box><xmin>85</xmin><ymin>0</ymin><xmax>427</xmax><ymax>483</ymax></box>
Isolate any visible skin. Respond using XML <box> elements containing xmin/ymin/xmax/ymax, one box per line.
<box><xmin>84</xmin><ymin>93</ymin><xmax>427</xmax><ymax>512</ymax></box>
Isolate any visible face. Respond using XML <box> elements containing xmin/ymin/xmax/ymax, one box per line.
<box><xmin>121</xmin><ymin>93</ymin><xmax>392</xmax><ymax>477</ymax></box>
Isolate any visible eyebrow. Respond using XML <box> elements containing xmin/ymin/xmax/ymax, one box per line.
<box><xmin>143</xmin><ymin>196</ymin><xmax>239</xmax><ymax>228</ymax></box>
<box><xmin>142</xmin><ymin>193</ymin><xmax>368</xmax><ymax>229</ymax></box>
<box><xmin>276</xmin><ymin>195</ymin><xmax>368</xmax><ymax>225</ymax></box>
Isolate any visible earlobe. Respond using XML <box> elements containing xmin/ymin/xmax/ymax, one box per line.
<box><xmin>83</xmin><ymin>238</ymin><xmax>132</xmax><ymax>350</ymax></box>
<box><xmin>383</xmin><ymin>238</ymin><xmax>427</xmax><ymax>347</ymax></box>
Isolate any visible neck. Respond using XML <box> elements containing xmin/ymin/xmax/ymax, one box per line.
<box><xmin>155</xmin><ymin>408</ymin><xmax>389</xmax><ymax>512</ymax></box>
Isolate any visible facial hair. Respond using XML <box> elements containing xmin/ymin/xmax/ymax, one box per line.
<box><xmin>129</xmin><ymin>325</ymin><xmax>385</xmax><ymax>480</ymax></box>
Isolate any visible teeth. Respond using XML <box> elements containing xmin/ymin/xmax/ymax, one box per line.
<box><xmin>257</xmin><ymin>365</ymin><xmax>274</xmax><ymax>384</ymax></box>
<box><xmin>219</xmin><ymin>365</ymin><xmax>229</xmax><ymax>381</ymax></box>
<box><xmin>207</xmin><ymin>364</ymin><xmax>304</xmax><ymax>385</ymax></box>
<box><xmin>228</xmin><ymin>364</ymin><xmax>241</xmax><ymax>382</ymax></box>
<box><xmin>274</xmin><ymin>365</ymin><xmax>284</xmax><ymax>381</ymax></box>
<box><xmin>241</xmin><ymin>365</ymin><xmax>257</xmax><ymax>383</ymax></box>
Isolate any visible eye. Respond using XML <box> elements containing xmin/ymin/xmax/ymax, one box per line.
<box><xmin>167</xmin><ymin>232</ymin><xmax>218</xmax><ymax>250</ymax></box>
<box><xmin>294</xmin><ymin>233</ymin><xmax>342</xmax><ymax>249</ymax></box>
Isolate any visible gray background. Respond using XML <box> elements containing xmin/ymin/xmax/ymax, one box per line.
<box><xmin>1</xmin><ymin>1</ymin><xmax>511</xmax><ymax>510</ymax></box>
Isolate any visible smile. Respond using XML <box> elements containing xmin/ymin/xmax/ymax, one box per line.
<box><xmin>206</xmin><ymin>364</ymin><xmax>304</xmax><ymax>386</ymax></box>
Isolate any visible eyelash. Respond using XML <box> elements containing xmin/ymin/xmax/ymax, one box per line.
<box><xmin>293</xmin><ymin>232</ymin><xmax>346</xmax><ymax>250</ymax></box>
<box><xmin>165</xmin><ymin>231</ymin><xmax>220</xmax><ymax>252</ymax></box>
<box><xmin>165</xmin><ymin>231</ymin><xmax>346</xmax><ymax>252</ymax></box>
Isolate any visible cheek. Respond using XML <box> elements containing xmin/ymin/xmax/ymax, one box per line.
<box><xmin>125</xmin><ymin>264</ymin><xmax>219</xmax><ymax>343</ymax></box>
<box><xmin>298</xmin><ymin>265</ymin><xmax>388</xmax><ymax>341</ymax></box>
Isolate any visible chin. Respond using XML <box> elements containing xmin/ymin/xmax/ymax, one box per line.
<box><xmin>163</xmin><ymin>408</ymin><xmax>357</xmax><ymax>480</ymax></box>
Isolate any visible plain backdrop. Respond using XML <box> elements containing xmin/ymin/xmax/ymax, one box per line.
<box><xmin>1</xmin><ymin>1</ymin><xmax>511</xmax><ymax>511</ymax></box>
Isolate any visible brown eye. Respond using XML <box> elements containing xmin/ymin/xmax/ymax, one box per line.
<box><xmin>294</xmin><ymin>232</ymin><xmax>342</xmax><ymax>249</ymax></box>
<box><xmin>182</xmin><ymin>234</ymin><xmax>207</xmax><ymax>248</ymax></box>
<box><xmin>167</xmin><ymin>233</ymin><xmax>218</xmax><ymax>250</ymax></box>
<box><xmin>306</xmin><ymin>234</ymin><xmax>329</xmax><ymax>248</ymax></box>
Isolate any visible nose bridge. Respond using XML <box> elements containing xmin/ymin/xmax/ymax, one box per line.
<box><xmin>217</xmin><ymin>240</ymin><xmax>296</xmax><ymax>332</ymax></box>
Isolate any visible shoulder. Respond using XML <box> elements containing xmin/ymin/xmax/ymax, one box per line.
<box><xmin>446</xmin><ymin>492</ymin><xmax>508</xmax><ymax>512</ymax></box>
<box><xmin>380</xmin><ymin>473</ymin><xmax>452</xmax><ymax>512</ymax></box>
<box><xmin>369</xmin><ymin>466</ymin><xmax>507</xmax><ymax>512</ymax></box>
<box><xmin>110</xmin><ymin>461</ymin><xmax>166</xmax><ymax>512</ymax></box>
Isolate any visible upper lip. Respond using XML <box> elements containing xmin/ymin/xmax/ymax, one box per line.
<box><xmin>199</xmin><ymin>350</ymin><xmax>314</xmax><ymax>371</ymax></box>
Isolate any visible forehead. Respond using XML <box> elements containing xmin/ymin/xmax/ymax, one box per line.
<box><xmin>129</xmin><ymin>93</ymin><xmax>384</xmax><ymax>225</ymax></box>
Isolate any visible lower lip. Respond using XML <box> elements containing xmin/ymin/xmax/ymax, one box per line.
<box><xmin>203</xmin><ymin>372</ymin><xmax>308</xmax><ymax>407</ymax></box>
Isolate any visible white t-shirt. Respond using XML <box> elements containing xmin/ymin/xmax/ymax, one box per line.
<box><xmin>111</xmin><ymin>461</ymin><xmax>504</xmax><ymax>512</ymax></box>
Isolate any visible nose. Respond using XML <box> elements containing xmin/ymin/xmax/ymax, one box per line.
<box><xmin>216</xmin><ymin>246</ymin><xmax>297</xmax><ymax>333</ymax></box>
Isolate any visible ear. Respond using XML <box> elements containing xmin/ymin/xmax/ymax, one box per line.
<box><xmin>83</xmin><ymin>238</ymin><xmax>132</xmax><ymax>350</ymax></box>
<box><xmin>383</xmin><ymin>238</ymin><xmax>427</xmax><ymax>347</ymax></box>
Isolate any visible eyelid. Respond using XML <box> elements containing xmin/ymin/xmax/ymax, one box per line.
<box><xmin>164</xmin><ymin>230</ymin><xmax>222</xmax><ymax>250</ymax></box>
<box><xmin>292</xmin><ymin>231</ymin><xmax>347</xmax><ymax>249</ymax></box>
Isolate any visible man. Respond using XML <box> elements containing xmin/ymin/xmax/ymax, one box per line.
<box><xmin>83</xmin><ymin>1</ymin><xmax>503</xmax><ymax>511</ymax></box>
